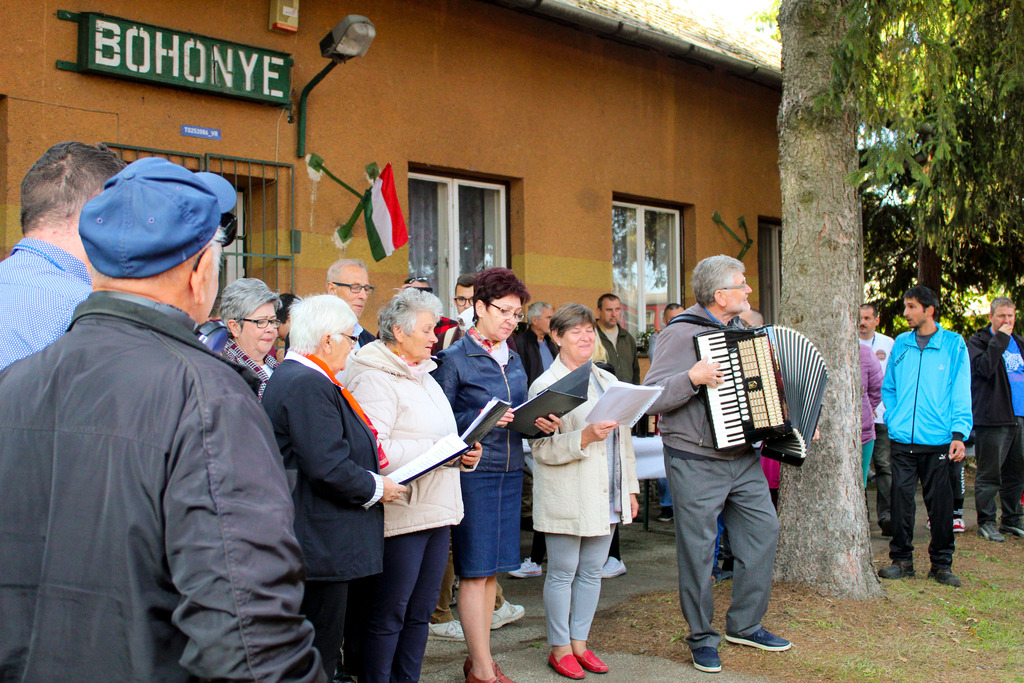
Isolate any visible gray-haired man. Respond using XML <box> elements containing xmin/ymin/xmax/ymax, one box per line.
<box><xmin>643</xmin><ymin>255</ymin><xmax>790</xmax><ymax>674</ymax></box>
<box><xmin>968</xmin><ymin>296</ymin><xmax>1024</xmax><ymax>542</ymax></box>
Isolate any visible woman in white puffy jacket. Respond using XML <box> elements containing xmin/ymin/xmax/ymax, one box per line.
<box><xmin>529</xmin><ymin>303</ymin><xmax>639</xmax><ymax>680</ymax></box>
<box><xmin>343</xmin><ymin>288</ymin><xmax>482</xmax><ymax>683</ymax></box>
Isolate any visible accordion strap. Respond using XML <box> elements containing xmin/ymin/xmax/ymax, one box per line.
<box><xmin>666</xmin><ymin>312</ymin><xmax>737</xmax><ymax>330</ymax></box>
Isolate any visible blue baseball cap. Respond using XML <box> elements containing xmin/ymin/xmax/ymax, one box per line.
<box><xmin>80</xmin><ymin>157</ymin><xmax>237</xmax><ymax>278</ymax></box>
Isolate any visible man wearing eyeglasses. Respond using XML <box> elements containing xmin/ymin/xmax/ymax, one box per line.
<box><xmin>643</xmin><ymin>255</ymin><xmax>791</xmax><ymax>674</ymax></box>
<box><xmin>0</xmin><ymin>142</ymin><xmax>125</xmax><ymax>371</ymax></box>
<box><xmin>327</xmin><ymin>258</ymin><xmax>376</xmax><ymax>348</ymax></box>
<box><xmin>0</xmin><ymin>158</ymin><xmax>324</xmax><ymax>681</ymax></box>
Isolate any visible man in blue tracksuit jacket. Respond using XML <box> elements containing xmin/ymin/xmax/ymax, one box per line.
<box><xmin>878</xmin><ymin>286</ymin><xmax>972</xmax><ymax>587</ymax></box>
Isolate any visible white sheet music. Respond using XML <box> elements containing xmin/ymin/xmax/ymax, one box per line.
<box><xmin>389</xmin><ymin>434</ymin><xmax>470</xmax><ymax>485</ymax></box>
<box><xmin>585</xmin><ymin>382</ymin><xmax>663</xmax><ymax>427</ymax></box>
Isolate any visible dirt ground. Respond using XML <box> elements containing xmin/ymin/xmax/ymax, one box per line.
<box><xmin>588</xmin><ymin>528</ymin><xmax>1024</xmax><ymax>683</ymax></box>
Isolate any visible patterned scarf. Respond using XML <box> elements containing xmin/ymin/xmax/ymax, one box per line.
<box><xmin>301</xmin><ymin>353</ymin><xmax>389</xmax><ymax>469</ymax></box>
<box><xmin>223</xmin><ymin>338</ymin><xmax>279</xmax><ymax>401</ymax></box>
<box><xmin>467</xmin><ymin>326</ymin><xmax>501</xmax><ymax>353</ymax></box>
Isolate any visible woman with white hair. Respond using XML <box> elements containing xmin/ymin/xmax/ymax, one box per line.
<box><xmin>261</xmin><ymin>295</ymin><xmax>407</xmax><ymax>680</ymax></box>
<box><xmin>219</xmin><ymin>277</ymin><xmax>281</xmax><ymax>399</ymax></box>
<box><xmin>342</xmin><ymin>288</ymin><xmax>482</xmax><ymax>683</ymax></box>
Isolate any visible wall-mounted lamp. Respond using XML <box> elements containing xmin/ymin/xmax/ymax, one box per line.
<box><xmin>296</xmin><ymin>15</ymin><xmax>376</xmax><ymax>158</ymax></box>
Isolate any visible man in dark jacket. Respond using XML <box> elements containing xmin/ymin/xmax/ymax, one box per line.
<box><xmin>968</xmin><ymin>296</ymin><xmax>1024</xmax><ymax>542</ymax></box>
<box><xmin>0</xmin><ymin>158</ymin><xmax>324</xmax><ymax>682</ymax></box>
<box><xmin>514</xmin><ymin>301</ymin><xmax>558</xmax><ymax>387</ymax></box>
<box><xmin>596</xmin><ymin>293</ymin><xmax>640</xmax><ymax>384</ymax></box>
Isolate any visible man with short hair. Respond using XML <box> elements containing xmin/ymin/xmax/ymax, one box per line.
<box><xmin>596</xmin><ymin>293</ymin><xmax>640</xmax><ymax>384</ymax></box>
<box><xmin>514</xmin><ymin>301</ymin><xmax>557</xmax><ymax>387</ymax></box>
<box><xmin>859</xmin><ymin>302</ymin><xmax>896</xmax><ymax>535</ymax></box>
<box><xmin>647</xmin><ymin>303</ymin><xmax>684</xmax><ymax>359</ymax></box>
<box><xmin>0</xmin><ymin>157</ymin><xmax>323</xmax><ymax>681</ymax></box>
<box><xmin>967</xmin><ymin>296</ymin><xmax>1024</xmax><ymax>542</ymax></box>
<box><xmin>0</xmin><ymin>141</ymin><xmax>125</xmax><ymax>370</ymax></box>
<box><xmin>327</xmin><ymin>258</ymin><xmax>376</xmax><ymax>347</ymax></box>
<box><xmin>878</xmin><ymin>286</ymin><xmax>971</xmax><ymax>587</ymax></box>
<box><xmin>644</xmin><ymin>255</ymin><xmax>790</xmax><ymax>674</ymax></box>
<box><xmin>453</xmin><ymin>273</ymin><xmax>476</xmax><ymax>329</ymax></box>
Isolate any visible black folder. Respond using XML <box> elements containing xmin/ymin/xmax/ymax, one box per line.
<box><xmin>509</xmin><ymin>361</ymin><xmax>591</xmax><ymax>438</ymax></box>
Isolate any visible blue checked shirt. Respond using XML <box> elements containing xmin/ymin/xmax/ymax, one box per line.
<box><xmin>0</xmin><ymin>238</ymin><xmax>92</xmax><ymax>370</ymax></box>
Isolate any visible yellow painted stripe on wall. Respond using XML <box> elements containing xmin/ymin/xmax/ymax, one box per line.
<box><xmin>512</xmin><ymin>253</ymin><xmax>613</xmax><ymax>290</ymax></box>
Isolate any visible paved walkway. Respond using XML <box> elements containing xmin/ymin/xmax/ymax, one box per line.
<box><xmin>420</xmin><ymin>472</ymin><xmax>974</xmax><ymax>683</ymax></box>
<box><xmin>420</xmin><ymin>508</ymin><xmax>779</xmax><ymax>683</ymax></box>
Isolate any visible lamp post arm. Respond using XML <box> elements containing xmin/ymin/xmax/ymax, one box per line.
<box><xmin>296</xmin><ymin>61</ymin><xmax>338</xmax><ymax>158</ymax></box>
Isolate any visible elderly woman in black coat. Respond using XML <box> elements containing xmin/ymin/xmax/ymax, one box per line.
<box><xmin>262</xmin><ymin>294</ymin><xmax>406</xmax><ymax>679</ymax></box>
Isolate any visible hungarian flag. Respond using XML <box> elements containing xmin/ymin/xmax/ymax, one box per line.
<box><xmin>364</xmin><ymin>163</ymin><xmax>408</xmax><ymax>262</ymax></box>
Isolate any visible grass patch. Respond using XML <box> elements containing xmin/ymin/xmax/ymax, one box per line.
<box><xmin>589</xmin><ymin>532</ymin><xmax>1024</xmax><ymax>682</ymax></box>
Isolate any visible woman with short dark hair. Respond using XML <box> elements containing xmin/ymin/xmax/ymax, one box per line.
<box><xmin>432</xmin><ymin>267</ymin><xmax>561</xmax><ymax>683</ymax></box>
<box><xmin>530</xmin><ymin>303</ymin><xmax>639</xmax><ymax>679</ymax></box>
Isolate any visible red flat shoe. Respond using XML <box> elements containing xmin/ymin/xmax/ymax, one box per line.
<box><xmin>548</xmin><ymin>652</ymin><xmax>585</xmax><ymax>680</ymax></box>
<box><xmin>465</xmin><ymin>671</ymin><xmax>497</xmax><ymax>683</ymax></box>
<box><xmin>574</xmin><ymin>650</ymin><xmax>609</xmax><ymax>674</ymax></box>
<box><xmin>464</xmin><ymin>657</ymin><xmax>473</xmax><ymax>677</ymax></box>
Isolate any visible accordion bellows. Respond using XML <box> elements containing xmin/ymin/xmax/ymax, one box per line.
<box><xmin>694</xmin><ymin>325</ymin><xmax>828</xmax><ymax>466</ymax></box>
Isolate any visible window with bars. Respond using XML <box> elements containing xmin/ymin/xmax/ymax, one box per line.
<box><xmin>104</xmin><ymin>144</ymin><xmax>296</xmax><ymax>293</ymax></box>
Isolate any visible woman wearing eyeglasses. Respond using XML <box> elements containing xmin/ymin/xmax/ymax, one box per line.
<box><xmin>433</xmin><ymin>267</ymin><xmax>561</xmax><ymax>683</ymax></box>
<box><xmin>219</xmin><ymin>277</ymin><xmax>282</xmax><ymax>400</ymax></box>
<box><xmin>261</xmin><ymin>295</ymin><xmax>407</xmax><ymax>681</ymax></box>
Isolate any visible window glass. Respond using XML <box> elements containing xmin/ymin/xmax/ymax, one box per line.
<box><xmin>612</xmin><ymin>201</ymin><xmax>681</xmax><ymax>337</ymax></box>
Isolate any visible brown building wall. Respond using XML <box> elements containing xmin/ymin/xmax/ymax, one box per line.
<box><xmin>0</xmin><ymin>0</ymin><xmax>781</xmax><ymax>329</ymax></box>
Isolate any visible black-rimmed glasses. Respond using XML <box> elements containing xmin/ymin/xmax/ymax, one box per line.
<box><xmin>331</xmin><ymin>281</ymin><xmax>375</xmax><ymax>294</ymax></box>
<box><xmin>338</xmin><ymin>331</ymin><xmax>359</xmax><ymax>344</ymax></box>
<box><xmin>241</xmin><ymin>317</ymin><xmax>282</xmax><ymax>329</ymax></box>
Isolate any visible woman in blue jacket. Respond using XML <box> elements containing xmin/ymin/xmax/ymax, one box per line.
<box><xmin>433</xmin><ymin>268</ymin><xmax>560</xmax><ymax>683</ymax></box>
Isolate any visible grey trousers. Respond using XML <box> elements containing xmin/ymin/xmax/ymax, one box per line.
<box><xmin>543</xmin><ymin>527</ymin><xmax>615</xmax><ymax>646</ymax></box>
<box><xmin>873</xmin><ymin>423</ymin><xmax>892</xmax><ymax>524</ymax></box>
<box><xmin>974</xmin><ymin>421</ymin><xmax>1024</xmax><ymax>527</ymax></box>
<box><xmin>665</xmin><ymin>450</ymin><xmax>779</xmax><ymax>650</ymax></box>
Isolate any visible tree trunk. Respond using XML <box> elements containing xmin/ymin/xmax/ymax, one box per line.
<box><xmin>775</xmin><ymin>0</ymin><xmax>882</xmax><ymax>598</ymax></box>
<box><xmin>917</xmin><ymin>239</ymin><xmax>942</xmax><ymax>294</ymax></box>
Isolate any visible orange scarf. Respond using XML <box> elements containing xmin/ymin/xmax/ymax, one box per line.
<box><xmin>303</xmin><ymin>353</ymin><xmax>389</xmax><ymax>469</ymax></box>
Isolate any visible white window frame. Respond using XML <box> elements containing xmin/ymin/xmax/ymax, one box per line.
<box><xmin>408</xmin><ymin>172</ymin><xmax>507</xmax><ymax>307</ymax></box>
<box><xmin>612</xmin><ymin>200</ymin><xmax>682</xmax><ymax>337</ymax></box>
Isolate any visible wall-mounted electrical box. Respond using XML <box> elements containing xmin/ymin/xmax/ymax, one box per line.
<box><xmin>269</xmin><ymin>0</ymin><xmax>299</xmax><ymax>34</ymax></box>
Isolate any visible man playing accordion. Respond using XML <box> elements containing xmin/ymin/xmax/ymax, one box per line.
<box><xmin>643</xmin><ymin>255</ymin><xmax>791</xmax><ymax>675</ymax></box>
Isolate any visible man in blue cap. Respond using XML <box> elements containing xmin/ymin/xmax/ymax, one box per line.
<box><xmin>0</xmin><ymin>157</ymin><xmax>325</xmax><ymax>681</ymax></box>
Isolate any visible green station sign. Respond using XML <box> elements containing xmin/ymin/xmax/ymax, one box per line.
<box><xmin>57</xmin><ymin>11</ymin><xmax>292</xmax><ymax>106</ymax></box>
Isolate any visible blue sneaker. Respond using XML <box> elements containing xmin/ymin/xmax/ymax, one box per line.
<box><xmin>725</xmin><ymin>627</ymin><xmax>792</xmax><ymax>651</ymax></box>
<box><xmin>691</xmin><ymin>646</ymin><xmax>722</xmax><ymax>673</ymax></box>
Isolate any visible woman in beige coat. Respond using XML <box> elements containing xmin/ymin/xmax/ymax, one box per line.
<box><xmin>529</xmin><ymin>303</ymin><xmax>640</xmax><ymax>679</ymax></box>
<box><xmin>343</xmin><ymin>288</ymin><xmax>482</xmax><ymax>683</ymax></box>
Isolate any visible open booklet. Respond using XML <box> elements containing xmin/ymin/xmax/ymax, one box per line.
<box><xmin>388</xmin><ymin>398</ymin><xmax>510</xmax><ymax>485</ymax></box>
<box><xmin>585</xmin><ymin>381</ymin><xmax>663</xmax><ymax>428</ymax></box>
<box><xmin>509</xmin><ymin>361</ymin><xmax>591</xmax><ymax>438</ymax></box>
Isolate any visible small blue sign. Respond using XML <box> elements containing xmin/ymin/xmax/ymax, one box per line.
<box><xmin>181</xmin><ymin>125</ymin><xmax>222</xmax><ymax>140</ymax></box>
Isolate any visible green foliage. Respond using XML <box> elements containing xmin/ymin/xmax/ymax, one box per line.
<box><xmin>834</xmin><ymin>0</ymin><xmax>1024</xmax><ymax>255</ymax></box>
<box><xmin>862</xmin><ymin>184</ymin><xmax>1019</xmax><ymax>337</ymax></box>
<box><xmin>751</xmin><ymin>0</ymin><xmax>782</xmax><ymax>41</ymax></box>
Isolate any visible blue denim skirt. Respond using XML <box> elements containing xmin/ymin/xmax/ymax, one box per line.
<box><xmin>452</xmin><ymin>469</ymin><xmax>523</xmax><ymax>578</ymax></box>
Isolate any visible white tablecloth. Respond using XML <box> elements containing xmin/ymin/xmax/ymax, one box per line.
<box><xmin>523</xmin><ymin>435</ymin><xmax>666</xmax><ymax>480</ymax></box>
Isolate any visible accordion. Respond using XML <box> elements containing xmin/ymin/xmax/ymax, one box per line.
<box><xmin>694</xmin><ymin>325</ymin><xmax>827</xmax><ymax>466</ymax></box>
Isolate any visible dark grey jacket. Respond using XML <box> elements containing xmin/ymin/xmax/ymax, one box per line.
<box><xmin>643</xmin><ymin>304</ymin><xmax>752</xmax><ymax>460</ymax></box>
<box><xmin>0</xmin><ymin>292</ymin><xmax>323</xmax><ymax>682</ymax></box>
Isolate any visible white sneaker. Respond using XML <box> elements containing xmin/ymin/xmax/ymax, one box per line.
<box><xmin>508</xmin><ymin>557</ymin><xmax>543</xmax><ymax>578</ymax></box>
<box><xmin>427</xmin><ymin>620</ymin><xmax>465</xmax><ymax>641</ymax></box>
<box><xmin>490</xmin><ymin>600</ymin><xmax>525</xmax><ymax>630</ymax></box>
<box><xmin>601</xmin><ymin>557</ymin><xmax>627</xmax><ymax>579</ymax></box>
<box><xmin>953</xmin><ymin>518</ymin><xmax>966</xmax><ymax>533</ymax></box>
